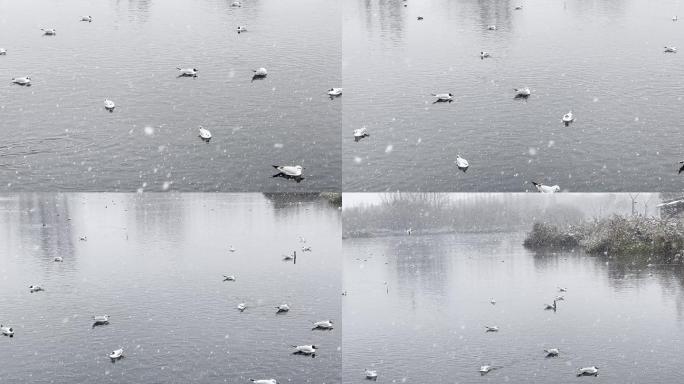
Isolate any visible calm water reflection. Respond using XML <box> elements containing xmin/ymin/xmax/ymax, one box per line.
<box><xmin>343</xmin><ymin>233</ymin><xmax>684</xmax><ymax>383</ymax></box>
<box><xmin>0</xmin><ymin>0</ymin><xmax>341</xmax><ymax>191</ymax></box>
<box><xmin>343</xmin><ymin>0</ymin><xmax>684</xmax><ymax>191</ymax></box>
<box><xmin>0</xmin><ymin>193</ymin><xmax>341</xmax><ymax>383</ymax></box>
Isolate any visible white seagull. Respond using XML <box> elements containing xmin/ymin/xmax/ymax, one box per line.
<box><xmin>544</xmin><ymin>348</ymin><xmax>560</xmax><ymax>357</ymax></box>
<box><xmin>29</xmin><ymin>285</ymin><xmax>44</xmax><ymax>293</ymax></box>
<box><xmin>514</xmin><ymin>87</ymin><xmax>531</xmax><ymax>97</ymax></box>
<box><xmin>250</xmin><ymin>380</ymin><xmax>277</xmax><ymax>384</ymax></box>
<box><xmin>312</xmin><ymin>320</ymin><xmax>334</xmax><ymax>330</ymax></box>
<box><xmin>252</xmin><ymin>67</ymin><xmax>268</xmax><ymax>77</ymax></box>
<box><xmin>328</xmin><ymin>87</ymin><xmax>343</xmax><ymax>97</ymax></box>
<box><xmin>480</xmin><ymin>51</ymin><xmax>490</xmax><ymax>58</ymax></box>
<box><xmin>489</xmin><ymin>298</ymin><xmax>496</xmax><ymax>305</ymax></box>
<box><xmin>41</xmin><ymin>28</ymin><xmax>56</xmax><ymax>35</ymax></box>
<box><xmin>485</xmin><ymin>325</ymin><xmax>499</xmax><ymax>332</ymax></box>
<box><xmin>228</xmin><ymin>246</ymin><xmax>236</xmax><ymax>252</ymax></box>
<box><xmin>109</xmin><ymin>348</ymin><xmax>124</xmax><ymax>360</ymax></box>
<box><xmin>353</xmin><ymin>127</ymin><xmax>369</xmax><ymax>140</ymax></box>
<box><xmin>562</xmin><ymin>111</ymin><xmax>574</xmax><ymax>124</ymax></box>
<box><xmin>292</xmin><ymin>344</ymin><xmax>317</xmax><ymax>356</ymax></box>
<box><xmin>302</xmin><ymin>245</ymin><xmax>312</xmax><ymax>252</ymax></box>
<box><xmin>198</xmin><ymin>126</ymin><xmax>212</xmax><ymax>141</ymax></box>
<box><xmin>480</xmin><ymin>365</ymin><xmax>494</xmax><ymax>375</ymax></box>
<box><xmin>54</xmin><ymin>256</ymin><xmax>64</xmax><ymax>262</ymax></box>
<box><xmin>223</xmin><ymin>275</ymin><xmax>236</xmax><ymax>281</ymax></box>
<box><xmin>81</xmin><ymin>16</ymin><xmax>92</xmax><ymax>22</ymax></box>
<box><xmin>93</xmin><ymin>315</ymin><xmax>110</xmax><ymax>324</ymax></box>
<box><xmin>237</xmin><ymin>26</ymin><xmax>247</xmax><ymax>33</ymax></box>
<box><xmin>455</xmin><ymin>155</ymin><xmax>469</xmax><ymax>172</ymax></box>
<box><xmin>276</xmin><ymin>304</ymin><xmax>290</xmax><ymax>313</ymax></box>
<box><xmin>431</xmin><ymin>92</ymin><xmax>453</xmax><ymax>102</ymax></box>
<box><xmin>487</xmin><ymin>25</ymin><xmax>497</xmax><ymax>30</ymax></box>
<box><xmin>1</xmin><ymin>325</ymin><xmax>14</xmax><ymax>337</ymax></box>
<box><xmin>237</xmin><ymin>303</ymin><xmax>247</xmax><ymax>312</ymax></box>
<box><xmin>272</xmin><ymin>165</ymin><xmax>303</xmax><ymax>177</ymax></box>
<box><xmin>531</xmin><ymin>181</ymin><xmax>560</xmax><ymax>193</ymax></box>
<box><xmin>231</xmin><ymin>1</ymin><xmax>242</xmax><ymax>6</ymax></box>
<box><xmin>104</xmin><ymin>99</ymin><xmax>115</xmax><ymax>111</ymax></box>
<box><xmin>673</xmin><ymin>16</ymin><xmax>678</xmax><ymax>21</ymax></box>
<box><xmin>177</xmin><ymin>67</ymin><xmax>198</xmax><ymax>77</ymax></box>
<box><xmin>12</xmin><ymin>76</ymin><xmax>31</xmax><ymax>86</ymax></box>
<box><xmin>577</xmin><ymin>366</ymin><xmax>599</xmax><ymax>377</ymax></box>
<box><xmin>664</xmin><ymin>46</ymin><xmax>677</xmax><ymax>53</ymax></box>
<box><xmin>0</xmin><ymin>48</ymin><xmax>6</xmax><ymax>55</ymax></box>
<box><xmin>365</xmin><ymin>369</ymin><xmax>378</xmax><ymax>380</ymax></box>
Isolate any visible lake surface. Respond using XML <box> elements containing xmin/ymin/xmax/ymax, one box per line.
<box><xmin>343</xmin><ymin>233</ymin><xmax>684</xmax><ymax>383</ymax></box>
<box><xmin>0</xmin><ymin>0</ymin><xmax>341</xmax><ymax>192</ymax></box>
<box><xmin>342</xmin><ymin>0</ymin><xmax>684</xmax><ymax>192</ymax></box>
<box><xmin>0</xmin><ymin>193</ymin><xmax>341</xmax><ymax>383</ymax></box>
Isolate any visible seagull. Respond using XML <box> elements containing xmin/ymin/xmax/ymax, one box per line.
<box><xmin>231</xmin><ymin>1</ymin><xmax>242</xmax><ymax>7</ymax></box>
<box><xmin>198</xmin><ymin>126</ymin><xmax>212</xmax><ymax>141</ymax></box>
<box><xmin>109</xmin><ymin>348</ymin><xmax>124</xmax><ymax>360</ymax></box>
<box><xmin>674</xmin><ymin>16</ymin><xmax>678</xmax><ymax>21</ymax></box>
<box><xmin>250</xmin><ymin>380</ymin><xmax>277</xmax><ymax>384</ymax></box>
<box><xmin>353</xmin><ymin>127</ymin><xmax>369</xmax><ymax>141</ymax></box>
<box><xmin>490</xmin><ymin>298</ymin><xmax>496</xmax><ymax>305</ymax></box>
<box><xmin>480</xmin><ymin>365</ymin><xmax>495</xmax><ymax>375</ymax></box>
<box><xmin>576</xmin><ymin>366</ymin><xmax>599</xmax><ymax>377</ymax></box>
<box><xmin>544</xmin><ymin>348</ymin><xmax>560</xmax><ymax>357</ymax></box>
<box><xmin>252</xmin><ymin>67</ymin><xmax>268</xmax><ymax>79</ymax></box>
<box><xmin>228</xmin><ymin>246</ymin><xmax>236</xmax><ymax>252</ymax></box>
<box><xmin>177</xmin><ymin>67</ymin><xmax>198</xmax><ymax>77</ymax></box>
<box><xmin>292</xmin><ymin>344</ymin><xmax>317</xmax><ymax>356</ymax></box>
<box><xmin>29</xmin><ymin>285</ymin><xmax>44</xmax><ymax>293</ymax></box>
<box><xmin>487</xmin><ymin>25</ymin><xmax>497</xmax><ymax>30</ymax></box>
<box><xmin>679</xmin><ymin>161</ymin><xmax>684</xmax><ymax>174</ymax></box>
<box><xmin>514</xmin><ymin>87</ymin><xmax>531</xmax><ymax>97</ymax></box>
<box><xmin>480</xmin><ymin>51</ymin><xmax>490</xmax><ymax>59</ymax></box>
<box><xmin>223</xmin><ymin>275</ymin><xmax>236</xmax><ymax>281</ymax></box>
<box><xmin>417</xmin><ymin>16</ymin><xmax>424</xmax><ymax>20</ymax></box>
<box><xmin>0</xmin><ymin>48</ymin><xmax>6</xmax><ymax>55</ymax></box>
<box><xmin>93</xmin><ymin>315</ymin><xmax>110</xmax><ymax>325</ymax></box>
<box><xmin>54</xmin><ymin>256</ymin><xmax>64</xmax><ymax>262</ymax></box>
<box><xmin>283</xmin><ymin>251</ymin><xmax>296</xmax><ymax>261</ymax></box>
<box><xmin>515</xmin><ymin>5</ymin><xmax>523</xmax><ymax>10</ymax></box>
<box><xmin>365</xmin><ymin>369</ymin><xmax>378</xmax><ymax>380</ymax></box>
<box><xmin>328</xmin><ymin>87</ymin><xmax>343</xmax><ymax>97</ymax></box>
<box><xmin>455</xmin><ymin>155</ymin><xmax>469</xmax><ymax>172</ymax></box>
<box><xmin>104</xmin><ymin>99</ymin><xmax>115</xmax><ymax>111</ymax></box>
<box><xmin>544</xmin><ymin>300</ymin><xmax>557</xmax><ymax>311</ymax></box>
<box><xmin>237</xmin><ymin>26</ymin><xmax>247</xmax><ymax>33</ymax></box>
<box><xmin>272</xmin><ymin>165</ymin><xmax>303</xmax><ymax>177</ymax></box>
<box><xmin>0</xmin><ymin>325</ymin><xmax>14</xmax><ymax>337</ymax></box>
<box><xmin>664</xmin><ymin>46</ymin><xmax>677</xmax><ymax>53</ymax></box>
<box><xmin>562</xmin><ymin>111</ymin><xmax>574</xmax><ymax>125</ymax></box>
<box><xmin>431</xmin><ymin>93</ymin><xmax>453</xmax><ymax>102</ymax></box>
<box><xmin>81</xmin><ymin>16</ymin><xmax>92</xmax><ymax>22</ymax></box>
<box><xmin>558</xmin><ymin>287</ymin><xmax>567</xmax><ymax>292</ymax></box>
<box><xmin>485</xmin><ymin>325</ymin><xmax>499</xmax><ymax>332</ymax></box>
<box><xmin>531</xmin><ymin>181</ymin><xmax>560</xmax><ymax>193</ymax></box>
<box><xmin>312</xmin><ymin>320</ymin><xmax>334</xmax><ymax>330</ymax></box>
<box><xmin>276</xmin><ymin>304</ymin><xmax>290</xmax><ymax>313</ymax></box>
<box><xmin>302</xmin><ymin>245</ymin><xmax>312</xmax><ymax>252</ymax></box>
<box><xmin>237</xmin><ymin>303</ymin><xmax>247</xmax><ymax>312</ymax></box>
<box><xmin>11</xmin><ymin>76</ymin><xmax>31</xmax><ymax>86</ymax></box>
<box><xmin>79</xmin><ymin>236</ymin><xmax>87</xmax><ymax>241</ymax></box>
<box><xmin>41</xmin><ymin>28</ymin><xmax>56</xmax><ymax>35</ymax></box>
<box><xmin>406</xmin><ymin>228</ymin><xmax>412</xmax><ymax>235</ymax></box>
<box><xmin>555</xmin><ymin>295</ymin><xmax>565</xmax><ymax>301</ymax></box>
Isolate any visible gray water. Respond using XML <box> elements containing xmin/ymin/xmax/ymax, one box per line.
<box><xmin>343</xmin><ymin>0</ymin><xmax>684</xmax><ymax>192</ymax></box>
<box><xmin>343</xmin><ymin>233</ymin><xmax>684</xmax><ymax>383</ymax></box>
<box><xmin>0</xmin><ymin>0</ymin><xmax>341</xmax><ymax>192</ymax></box>
<box><xmin>0</xmin><ymin>193</ymin><xmax>341</xmax><ymax>383</ymax></box>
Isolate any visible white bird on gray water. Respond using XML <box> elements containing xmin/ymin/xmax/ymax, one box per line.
<box><xmin>487</xmin><ymin>25</ymin><xmax>497</xmax><ymax>30</ymax></box>
<box><xmin>231</xmin><ymin>1</ymin><xmax>242</xmax><ymax>7</ymax></box>
<box><xmin>177</xmin><ymin>67</ymin><xmax>198</xmax><ymax>77</ymax></box>
<box><xmin>237</xmin><ymin>26</ymin><xmax>247</xmax><ymax>33</ymax></box>
<box><xmin>480</xmin><ymin>365</ymin><xmax>495</xmax><ymax>375</ymax></box>
<box><xmin>0</xmin><ymin>48</ymin><xmax>6</xmax><ymax>55</ymax></box>
<box><xmin>490</xmin><ymin>298</ymin><xmax>496</xmax><ymax>305</ymax></box>
<box><xmin>1</xmin><ymin>325</ymin><xmax>14</xmax><ymax>337</ymax></box>
<box><xmin>562</xmin><ymin>111</ymin><xmax>574</xmax><ymax>124</ymax></box>
<box><xmin>664</xmin><ymin>46</ymin><xmax>677</xmax><ymax>53</ymax></box>
<box><xmin>514</xmin><ymin>87</ymin><xmax>531</xmax><ymax>97</ymax></box>
<box><xmin>312</xmin><ymin>320</ymin><xmax>333</xmax><ymax>330</ymax></box>
<box><xmin>252</xmin><ymin>67</ymin><xmax>268</xmax><ymax>77</ymax></box>
<box><xmin>41</xmin><ymin>28</ymin><xmax>56</xmax><ymax>35</ymax></box>
<box><xmin>353</xmin><ymin>127</ymin><xmax>369</xmax><ymax>140</ymax></box>
<box><xmin>364</xmin><ymin>369</ymin><xmax>378</xmax><ymax>380</ymax></box>
<box><xmin>223</xmin><ymin>275</ymin><xmax>236</xmax><ymax>281</ymax></box>
<box><xmin>480</xmin><ymin>51</ymin><xmax>490</xmax><ymax>58</ymax></box>
<box><xmin>29</xmin><ymin>285</ymin><xmax>43</xmax><ymax>293</ymax></box>
<box><xmin>276</xmin><ymin>304</ymin><xmax>290</xmax><ymax>313</ymax></box>
<box><xmin>531</xmin><ymin>181</ymin><xmax>560</xmax><ymax>193</ymax></box>
<box><xmin>81</xmin><ymin>16</ymin><xmax>92</xmax><ymax>22</ymax></box>
<box><xmin>198</xmin><ymin>126</ymin><xmax>212</xmax><ymax>140</ymax></box>
<box><xmin>54</xmin><ymin>256</ymin><xmax>63</xmax><ymax>262</ymax></box>
<box><xmin>237</xmin><ymin>303</ymin><xmax>247</xmax><ymax>312</ymax></box>
<box><xmin>485</xmin><ymin>325</ymin><xmax>499</xmax><ymax>332</ymax></box>
<box><xmin>544</xmin><ymin>348</ymin><xmax>560</xmax><ymax>357</ymax></box>
<box><xmin>455</xmin><ymin>155</ymin><xmax>469</xmax><ymax>172</ymax></box>
<box><xmin>272</xmin><ymin>165</ymin><xmax>303</xmax><ymax>177</ymax></box>
<box><xmin>431</xmin><ymin>92</ymin><xmax>453</xmax><ymax>102</ymax></box>
<box><xmin>109</xmin><ymin>348</ymin><xmax>124</xmax><ymax>360</ymax></box>
<box><xmin>104</xmin><ymin>99</ymin><xmax>115</xmax><ymax>111</ymax></box>
<box><xmin>93</xmin><ymin>315</ymin><xmax>110</xmax><ymax>324</ymax></box>
<box><xmin>328</xmin><ymin>88</ymin><xmax>343</xmax><ymax>96</ymax></box>
<box><xmin>250</xmin><ymin>380</ymin><xmax>277</xmax><ymax>384</ymax></box>
<box><xmin>12</xmin><ymin>76</ymin><xmax>31</xmax><ymax>86</ymax></box>
<box><xmin>292</xmin><ymin>344</ymin><xmax>317</xmax><ymax>356</ymax></box>
<box><xmin>577</xmin><ymin>366</ymin><xmax>599</xmax><ymax>377</ymax></box>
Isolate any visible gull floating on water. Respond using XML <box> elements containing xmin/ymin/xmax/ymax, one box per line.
<box><xmin>1</xmin><ymin>325</ymin><xmax>14</xmax><ymax>337</ymax></box>
<box><xmin>93</xmin><ymin>314</ymin><xmax>110</xmax><ymax>323</ymax></box>
<box><xmin>276</xmin><ymin>304</ymin><xmax>290</xmax><ymax>313</ymax></box>
<box><xmin>223</xmin><ymin>275</ymin><xmax>236</xmax><ymax>281</ymax></box>
<box><xmin>555</xmin><ymin>295</ymin><xmax>565</xmax><ymax>301</ymax></box>
<box><xmin>365</xmin><ymin>369</ymin><xmax>378</xmax><ymax>380</ymax></box>
<box><xmin>81</xmin><ymin>16</ymin><xmax>92</xmax><ymax>22</ymax></box>
<box><xmin>515</xmin><ymin>5</ymin><xmax>523</xmax><ymax>10</ymax></box>
<box><xmin>455</xmin><ymin>155</ymin><xmax>469</xmax><ymax>172</ymax></box>
<box><xmin>328</xmin><ymin>87</ymin><xmax>343</xmax><ymax>97</ymax></box>
<box><xmin>231</xmin><ymin>1</ymin><xmax>242</xmax><ymax>7</ymax></box>
<box><xmin>544</xmin><ymin>348</ymin><xmax>559</xmax><ymax>357</ymax></box>
<box><xmin>252</xmin><ymin>67</ymin><xmax>268</xmax><ymax>79</ymax></box>
<box><xmin>417</xmin><ymin>16</ymin><xmax>424</xmax><ymax>20</ymax></box>
<box><xmin>544</xmin><ymin>300</ymin><xmax>557</xmax><ymax>311</ymax></box>
<box><xmin>431</xmin><ymin>93</ymin><xmax>453</xmax><ymax>102</ymax></box>
<box><xmin>490</xmin><ymin>298</ymin><xmax>496</xmax><ymax>305</ymax></box>
<box><xmin>673</xmin><ymin>16</ymin><xmax>678</xmax><ymax>21</ymax></box>
<box><xmin>177</xmin><ymin>67</ymin><xmax>198</xmax><ymax>77</ymax></box>
<box><xmin>302</xmin><ymin>245</ymin><xmax>312</xmax><ymax>252</ymax></box>
<box><xmin>531</xmin><ymin>181</ymin><xmax>560</xmax><ymax>193</ymax></box>
<box><xmin>664</xmin><ymin>46</ymin><xmax>677</xmax><ymax>53</ymax></box>
<box><xmin>562</xmin><ymin>111</ymin><xmax>574</xmax><ymax>125</ymax></box>
<box><xmin>0</xmin><ymin>48</ymin><xmax>6</xmax><ymax>55</ymax></box>
<box><xmin>312</xmin><ymin>320</ymin><xmax>334</xmax><ymax>330</ymax></box>
<box><xmin>272</xmin><ymin>165</ymin><xmax>303</xmax><ymax>177</ymax></box>
<box><xmin>12</xmin><ymin>76</ymin><xmax>31</xmax><ymax>86</ymax></box>
<box><xmin>292</xmin><ymin>344</ymin><xmax>317</xmax><ymax>357</ymax></box>
<box><xmin>406</xmin><ymin>228</ymin><xmax>412</xmax><ymax>235</ymax></box>
<box><xmin>237</xmin><ymin>26</ymin><xmax>247</xmax><ymax>33</ymax></box>
<box><xmin>480</xmin><ymin>365</ymin><xmax>495</xmax><ymax>375</ymax></box>
<box><xmin>353</xmin><ymin>127</ymin><xmax>369</xmax><ymax>141</ymax></box>
<box><xmin>514</xmin><ymin>87</ymin><xmax>531</xmax><ymax>97</ymax></box>
<box><xmin>54</xmin><ymin>256</ymin><xmax>63</xmax><ymax>262</ymax></box>
<box><xmin>104</xmin><ymin>99</ymin><xmax>115</xmax><ymax>111</ymax></box>
<box><xmin>283</xmin><ymin>251</ymin><xmax>296</xmax><ymax>261</ymax></box>
<box><xmin>198</xmin><ymin>126</ymin><xmax>212</xmax><ymax>141</ymax></box>
<box><xmin>250</xmin><ymin>380</ymin><xmax>277</xmax><ymax>384</ymax></box>
<box><xmin>41</xmin><ymin>28</ymin><xmax>56</xmax><ymax>35</ymax></box>
<box><xmin>480</xmin><ymin>51</ymin><xmax>490</xmax><ymax>59</ymax></box>
<box><xmin>80</xmin><ymin>236</ymin><xmax>87</xmax><ymax>241</ymax></box>
<box><xmin>577</xmin><ymin>366</ymin><xmax>599</xmax><ymax>377</ymax></box>
<box><xmin>485</xmin><ymin>325</ymin><xmax>499</xmax><ymax>332</ymax></box>
<box><xmin>487</xmin><ymin>25</ymin><xmax>497</xmax><ymax>30</ymax></box>
<box><xmin>558</xmin><ymin>287</ymin><xmax>567</xmax><ymax>292</ymax></box>
<box><xmin>109</xmin><ymin>348</ymin><xmax>124</xmax><ymax>360</ymax></box>
<box><xmin>228</xmin><ymin>246</ymin><xmax>236</xmax><ymax>252</ymax></box>
<box><xmin>29</xmin><ymin>285</ymin><xmax>44</xmax><ymax>293</ymax></box>
<box><xmin>237</xmin><ymin>303</ymin><xmax>247</xmax><ymax>312</ymax></box>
